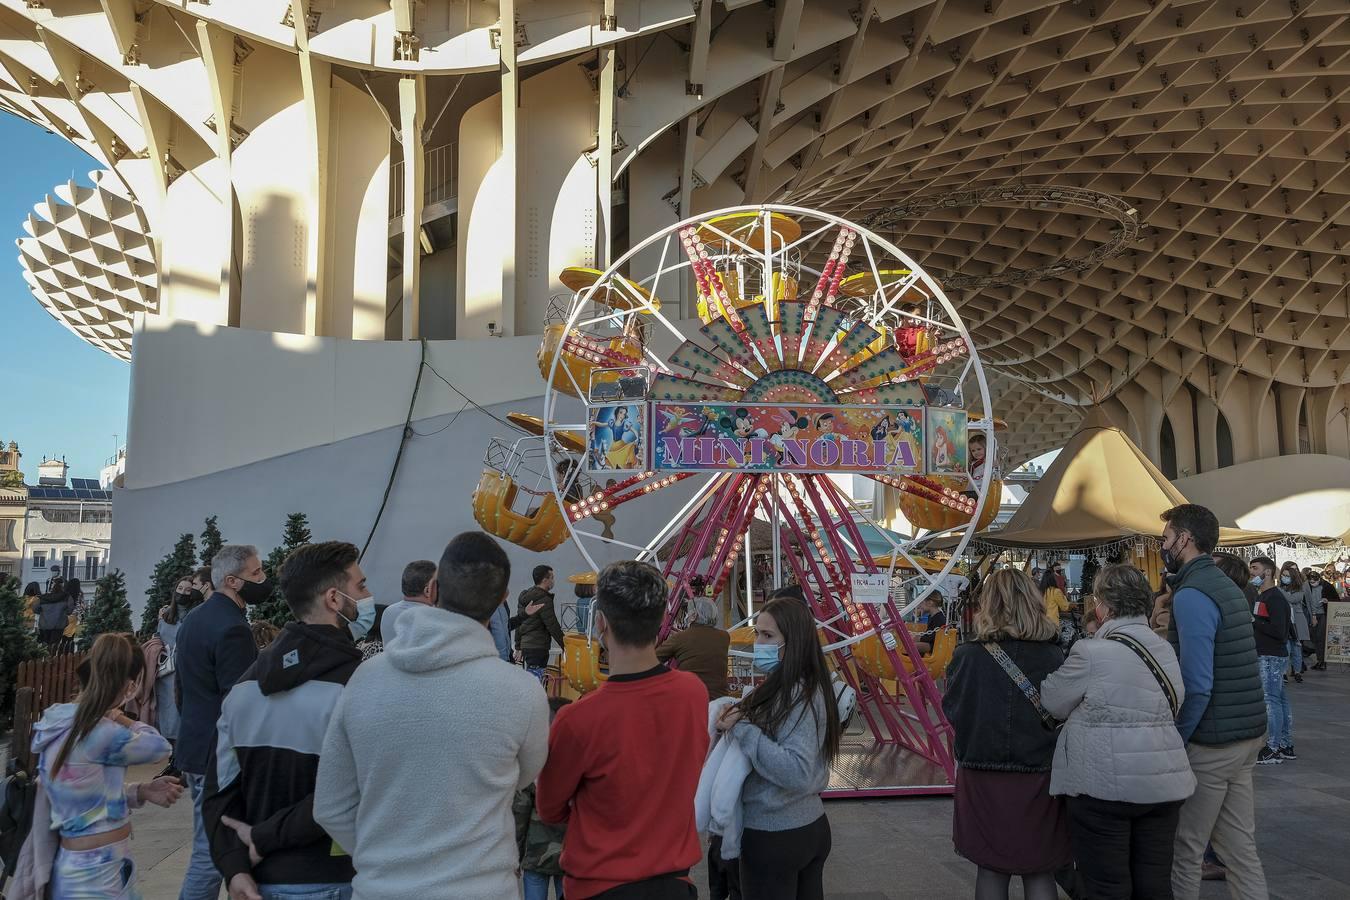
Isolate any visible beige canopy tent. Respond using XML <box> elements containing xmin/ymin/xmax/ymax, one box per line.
<box><xmin>980</xmin><ymin>406</ymin><xmax>1318</xmax><ymax>550</ymax></box>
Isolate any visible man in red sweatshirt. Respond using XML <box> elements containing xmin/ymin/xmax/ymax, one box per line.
<box><xmin>537</xmin><ymin>560</ymin><xmax>709</xmax><ymax>899</ymax></box>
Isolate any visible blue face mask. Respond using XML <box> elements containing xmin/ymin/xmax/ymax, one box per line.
<box><xmin>338</xmin><ymin>593</ymin><xmax>378</xmax><ymax>641</ymax></box>
<box><xmin>752</xmin><ymin>642</ymin><xmax>782</xmax><ymax>674</ymax></box>
<box><xmin>1249</xmin><ymin>575</ymin><xmax>1263</xmax><ymax>587</ymax></box>
<box><xmin>1280</xmin><ymin>575</ymin><xmax>1292</xmax><ymax>586</ymax></box>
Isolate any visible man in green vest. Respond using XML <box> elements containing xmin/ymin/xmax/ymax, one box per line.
<box><xmin>1161</xmin><ymin>503</ymin><xmax>1268</xmax><ymax>900</ymax></box>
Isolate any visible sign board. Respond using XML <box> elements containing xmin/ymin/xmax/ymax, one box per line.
<box><xmin>1323</xmin><ymin>601</ymin><xmax>1350</xmax><ymax>665</ymax></box>
<box><xmin>850</xmin><ymin>572</ymin><xmax>891</xmax><ymax>605</ymax></box>
<box><xmin>651</xmin><ymin>402</ymin><xmax>926</xmax><ymax>475</ymax></box>
<box><xmin>586</xmin><ymin>404</ymin><xmax>647</xmax><ymax>472</ymax></box>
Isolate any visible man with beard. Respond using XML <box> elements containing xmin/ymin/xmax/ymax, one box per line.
<box><xmin>205</xmin><ymin>542</ymin><xmax>370</xmax><ymax>900</ymax></box>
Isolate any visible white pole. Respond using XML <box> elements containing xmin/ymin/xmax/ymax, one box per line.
<box><xmin>745</xmin><ymin>530</ymin><xmax>754</xmax><ymax>617</ymax></box>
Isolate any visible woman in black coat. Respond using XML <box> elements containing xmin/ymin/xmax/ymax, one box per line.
<box><xmin>943</xmin><ymin>569</ymin><xmax>1068</xmax><ymax>900</ymax></box>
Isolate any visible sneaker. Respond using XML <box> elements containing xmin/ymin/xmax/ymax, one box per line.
<box><xmin>1279</xmin><ymin>745</ymin><xmax>1298</xmax><ymax>760</ymax></box>
<box><xmin>1202</xmin><ymin>863</ymin><xmax>1228</xmax><ymax>881</ymax></box>
<box><xmin>1257</xmin><ymin>747</ymin><xmax>1283</xmax><ymax>765</ymax></box>
<box><xmin>1293</xmin><ymin>672</ymin><xmax>1304</xmax><ymax>683</ymax></box>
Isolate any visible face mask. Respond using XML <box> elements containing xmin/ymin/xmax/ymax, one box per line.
<box><xmin>178</xmin><ymin>588</ymin><xmax>204</xmax><ymax>606</ymax></box>
<box><xmin>1250</xmin><ymin>575</ymin><xmax>1264</xmax><ymax>587</ymax></box>
<box><xmin>337</xmin><ymin>593</ymin><xmax>377</xmax><ymax>641</ymax></box>
<box><xmin>752</xmin><ymin>642</ymin><xmax>782</xmax><ymax>674</ymax></box>
<box><xmin>1161</xmin><ymin>535</ymin><xmax>1185</xmax><ymax>575</ymax></box>
<box><xmin>1280</xmin><ymin>575</ymin><xmax>1292</xmax><ymax>586</ymax></box>
<box><xmin>234</xmin><ymin>575</ymin><xmax>275</xmax><ymax>606</ymax></box>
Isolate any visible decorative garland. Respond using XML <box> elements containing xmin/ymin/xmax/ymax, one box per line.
<box><xmin>963</xmin><ymin>533</ymin><xmax>1346</xmax><ymax>563</ymax></box>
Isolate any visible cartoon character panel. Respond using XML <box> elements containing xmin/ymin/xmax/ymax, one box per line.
<box><xmin>587</xmin><ymin>404</ymin><xmax>646</xmax><ymax>472</ymax></box>
<box><xmin>652</xmin><ymin>403</ymin><xmax>925</xmax><ymax>474</ymax></box>
<box><xmin>925</xmin><ymin>408</ymin><xmax>968</xmax><ymax>475</ymax></box>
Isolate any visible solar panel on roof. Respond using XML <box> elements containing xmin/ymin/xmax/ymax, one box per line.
<box><xmin>27</xmin><ymin>487</ymin><xmax>44</xmax><ymax>499</ymax></box>
<box><xmin>71</xmin><ymin>478</ymin><xmax>98</xmax><ymax>490</ymax></box>
<box><xmin>75</xmin><ymin>489</ymin><xmax>92</xmax><ymax>500</ymax></box>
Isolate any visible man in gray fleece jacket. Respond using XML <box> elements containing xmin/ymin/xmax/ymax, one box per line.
<box><xmin>314</xmin><ymin>532</ymin><xmax>549</xmax><ymax>900</ymax></box>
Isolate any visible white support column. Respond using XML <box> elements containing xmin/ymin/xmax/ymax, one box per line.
<box><xmin>298</xmin><ymin>52</ymin><xmax>332</xmax><ymax>336</ymax></box>
<box><xmin>596</xmin><ymin>48</ymin><xmax>616</xmax><ymax>268</ymax></box>
<box><xmin>596</xmin><ymin>0</ymin><xmax>616</xmax><ymax>267</ymax></box>
<box><xmin>398</xmin><ymin>75</ymin><xmax>426</xmax><ymax>340</ymax></box>
<box><xmin>499</xmin><ymin>0</ymin><xmax>520</xmax><ymax>338</ymax></box>
<box><xmin>196</xmin><ymin>20</ymin><xmax>237</xmax><ymax>321</ymax></box>
<box><xmin>679</xmin><ymin>113</ymin><xmax>698</xmax><ymax>318</ymax></box>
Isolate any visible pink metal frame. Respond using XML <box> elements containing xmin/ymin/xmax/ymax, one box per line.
<box><xmin>653</xmin><ymin>470</ymin><xmax>957</xmax><ymax>789</ymax></box>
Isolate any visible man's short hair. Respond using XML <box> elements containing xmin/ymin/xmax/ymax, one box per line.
<box><xmin>532</xmin><ymin>565</ymin><xmax>553</xmax><ymax>586</ymax></box>
<box><xmin>401</xmin><ymin>560</ymin><xmax>437</xmax><ymax>597</ymax></box>
<box><xmin>595</xmin><ymin>561</ymin><xmax>667</xmax><ymax>647</ymax></box>
<box><xmin>1160</xmin><ymin>503</ymin><xmax>1220</xmax><ymax>554</ymax></box>
<box><xmin>279</xmin><ymin>542</ymin><xmax>359</xmax><ymax>618</ymax></box>
<box><xmin>1251</xmin><ymin>556</ymin><xmax>1277</xmax><ymax>578</ymax></box>
<box><xmin>438</xmin><ymin>532</ymin><xmax>510</xmax><ymax>621</ymax></box>
<box><xmin>212</xmin><ymin>544</ymin><xmax>259</xmax><ymax>592</ymax></box>
<box><xmin>192</xmin><ymin>566</ymin><xmax>214</xmax><ymax>590</ymax></box>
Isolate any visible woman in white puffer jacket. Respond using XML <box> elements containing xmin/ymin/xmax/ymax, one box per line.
<box><xmin>1041</xmin><ymin>564</ymin><xmax>1197</xmax><ymax>900</ymax></box>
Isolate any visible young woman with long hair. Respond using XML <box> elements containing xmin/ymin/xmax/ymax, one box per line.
<box><xmin>942</xmin><ymin>569</ymin><xmax>1068</xmax><ymax>900</ymax></box>
<box><xmin>32</xmin><ymin>633</ymin><xmax>179</xmax><ymax>898</ymax></box>
<box><xmin>714</xmin><ymin>594</ymin><xmax>841</xmax><ymax>900</ymax></box>
<box><xmin>1039</xmin><ymin>564</ymin><xmax>1071</xmax><ymax>628</ymax></box>
<box><xmin>1278</xmin><ymin>561</ymin><xmax>1317</xmax><ymax>681</ymax></box>
<box><xmin>22</xmin><ymin>580</ymin><xmax>42</xmax><ymax>630</ymax></box>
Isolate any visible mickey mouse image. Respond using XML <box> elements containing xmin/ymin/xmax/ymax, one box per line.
<box><xmin>769</xmin><ymin>410</ymin><xmax>809</xmax><ymax>462</ymax></box>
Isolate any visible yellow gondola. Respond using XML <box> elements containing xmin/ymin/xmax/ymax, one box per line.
<box><xmin>897</xmin><ymin>475</ymin><xmax>1001</xmax><ymax>532</ymax></box>
<box><xmin>561</xmin><ymin>632</ymin><xmax>608</xmax><ymax>694</ymax></box>
<box><xmin>471</xmin><ymin>470</ymin><xmax>570</xmax><ymax>552</ymax></box>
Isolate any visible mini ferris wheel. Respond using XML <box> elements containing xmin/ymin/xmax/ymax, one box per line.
<box><xmin>534</xmin><ymin>205</ymin><xmax>996</xmax><ymax>795</ymax></box>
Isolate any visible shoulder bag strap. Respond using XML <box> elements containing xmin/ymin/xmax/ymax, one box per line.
<box><xmin>981</xmin><ymin>643</ymin><xmax>1057</xmax><ymax>729</ymax></box>
<box><xmin>1105</xmin><ymin>633</ymin><xmax>1179</xmax><ymax>718</ymax></box>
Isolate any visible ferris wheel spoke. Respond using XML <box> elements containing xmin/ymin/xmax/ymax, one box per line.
<box><xmin>635</xmin><ymin>473</ymin><xmax>728</xmax><ymax>564</ymax></box>
<box><xmin>695</xmin><ymin>220</ymin><xmax>764</xmax><ymax>260</ymax></box>
<box><xmin>646</xmin><ymin>233</ymin><xmax>675</xmax><ymax>310</ymax></box>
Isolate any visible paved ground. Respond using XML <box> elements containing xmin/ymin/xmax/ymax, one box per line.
<box><xmin>128</xmin><ymin>667</ymin><xmax>1350</xmax><ymax>899</ymax></box>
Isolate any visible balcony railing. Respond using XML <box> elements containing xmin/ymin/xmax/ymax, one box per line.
<box><xmin>390</xmin><ymin>142</ymin><xmax>457</xmax><ymax>220</ymax></box>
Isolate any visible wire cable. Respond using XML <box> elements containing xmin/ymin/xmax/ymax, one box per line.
<box><xmin>360</xmin><ymin>338</ymin><xmax>427</xmax><ymax>561</ymax></box>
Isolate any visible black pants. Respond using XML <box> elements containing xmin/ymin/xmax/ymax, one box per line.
<box><xmin>739</xmin><ymin>815</ymin><xmax>831</xmax><ymax>900</ymax></box>
<box><xmin>708</xmin><ymin>834</ymin><xmax>742</xmax><ymax>900</ymax></box>
<box><xmin>523</xmin><ymin>649</ymin><xmax>550</xmax><ymax>669</ymax></box>
<box><xmin>591</xmin><ymin>875</ymin><xmax>695</xmax><ymax>899</ymax></box>
<box><xmin>1066</xmin><ymin>796</ymin><xmax>1182</xmax><ymax>900</ymax></box>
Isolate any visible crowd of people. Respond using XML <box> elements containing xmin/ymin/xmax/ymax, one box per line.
<box><xmin>11</xmin><ymin>499</ymin><xmax>1336</xmax><ymax>899</ymax></box>
<box><xmin>942</xmin><ymin>503</ymin><xmax>1329</xmax><ymax>900</ymax></box>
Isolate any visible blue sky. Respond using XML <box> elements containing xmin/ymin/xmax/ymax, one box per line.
<box><xmin>0</xmin><ymin>113</ymin><xmax>130</xmax><ymax>483</ymax></box>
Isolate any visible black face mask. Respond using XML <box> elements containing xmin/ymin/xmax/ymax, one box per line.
<box><xmin>234</xmin><ymin>576</ymin><xmax>275</xmax><ymax>605</ymax></box>
<box><xmin>177</xmin><ymin>588</ymin><xmax>205</xmax><ymax>606</ymax></box>
<box><xmin>1161</xmin><ymin>535</ymin><xmax>1186</xmax><ymax>575</ymax></box>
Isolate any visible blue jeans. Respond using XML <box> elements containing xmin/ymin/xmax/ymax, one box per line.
<box><xmin>259</xmin><ymin>884</ymin><xmax>353</xmax><ymax>900</ymax></box>
<box><xmin>178</xmin><ymin>773</ymin><xmax>222</xmax><ymax>900</ymax></box>
<box><xmin>1258</xmin><ymin>655</ymin><xmax>1293</xmax><ymax>750</ymax></box>
<box><xmin>523</xmin><ymin>870</ymin><xmax>564</xmax><ymax>900</ymax></box>
<box><xmin>1288</xmin><ymin>638</ymin><xmax>1303</xmax><ymax>673</ymax></box>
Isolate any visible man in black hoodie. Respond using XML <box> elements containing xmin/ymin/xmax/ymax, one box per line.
<box><xmin>204</xmin><ymin>541</ymin><xmax>368</xmax><ymax>900</ymax></box>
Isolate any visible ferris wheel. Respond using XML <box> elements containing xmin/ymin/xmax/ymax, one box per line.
<box><xmin>536</xmin><ymin>204</ymin><xmax>995</xmax><ymax>792</ymax></box>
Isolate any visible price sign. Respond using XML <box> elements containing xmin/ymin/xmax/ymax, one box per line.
<box><xmin>850</xmin><ymin>572</ymin><xmax>890</xmax><ymax>605</ymax></box>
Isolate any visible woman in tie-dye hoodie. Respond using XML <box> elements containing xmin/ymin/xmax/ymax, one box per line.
<box><xmin>32</xmin><ymin>634</ymin><xmax>176</xmax><ymax>899</ymax></box>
